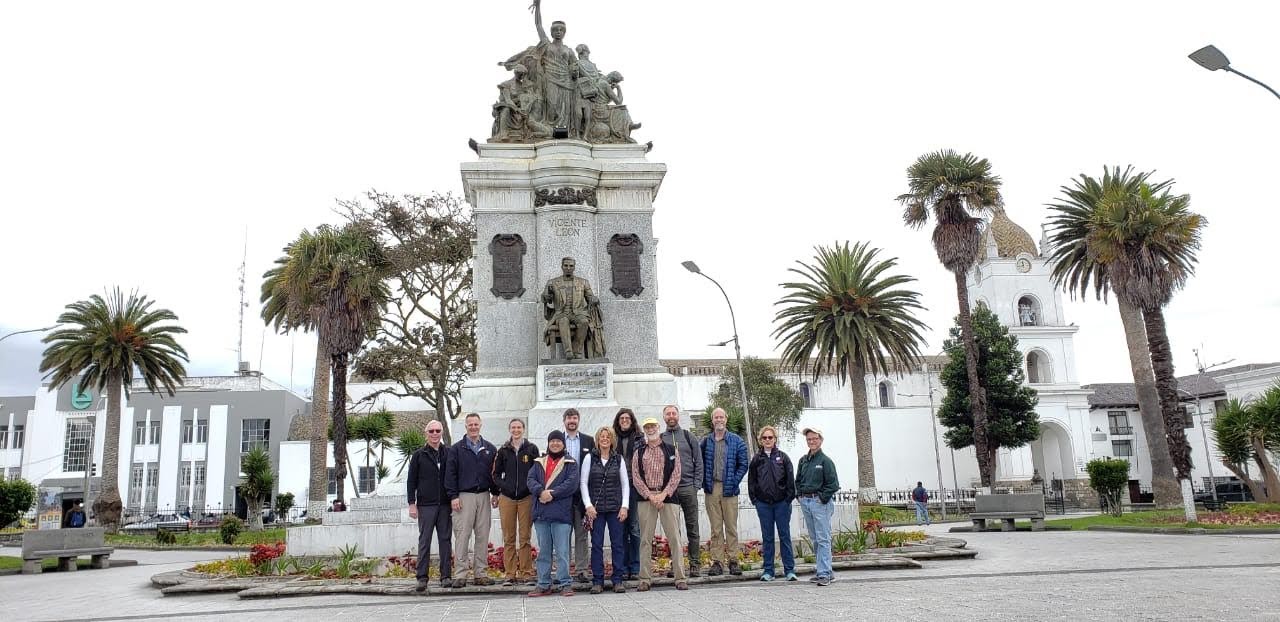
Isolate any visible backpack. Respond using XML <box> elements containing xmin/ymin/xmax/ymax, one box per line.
<box><xmin>69</xmin><ymin>511</ymin><xmax>85</xmax><ymax>527</ymax></box>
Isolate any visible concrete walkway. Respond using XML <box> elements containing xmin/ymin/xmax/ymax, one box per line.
<box><xmin>5</xmin><ymin>529</ymin><xmax>1280</xmax><ymax>621</ymax></box>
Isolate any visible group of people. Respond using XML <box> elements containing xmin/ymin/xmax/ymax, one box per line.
<box><xmin>404</xmin><ymin>405</ymin><xmax>842</xmax><ymax>596</ymax></box>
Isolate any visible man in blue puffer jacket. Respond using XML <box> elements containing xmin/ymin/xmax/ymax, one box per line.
<box><xmin>527</xmin><ymin>430</ymin><xmax>580</xmax><ymax>597</ymax></box>
<box><xmin>700</xmin><ymin>407</ymin><xmax>750</xmax><ymax>576</ymax></box>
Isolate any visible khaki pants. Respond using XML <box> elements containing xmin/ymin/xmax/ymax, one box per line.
<box><xmin>498</xmin><ymin>495</ymin><xmax>534</xmax><ymax>580</ymax></box>
<box><xmin>637</xmin><ymin>497</ymin><xmax>686</xmax><ymax>583</ymax></box>
<box><xmin>705</xmin><ymin>482</ymin><xmax>740</xmax><ymax>564</ymax></box>
<box><xmin>451</xmin><ymin>491</ymin><xmax>492</xmax><ymax>580</ymax></box>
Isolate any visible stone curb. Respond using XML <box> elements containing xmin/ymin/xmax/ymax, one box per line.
<box><xmin>113</xmin><ymin>544</ymin><xmax>250</xmax><ymax>552</ymax></box>
<box><xmin>0</xmin><ymin>559</ymin><xmax>139</xmax><ymax>577</ymax></box>
<box><xmin>1085</xmin><ymin>525</ymin><xmax>1280</xmax><ymax>535</ymax></box>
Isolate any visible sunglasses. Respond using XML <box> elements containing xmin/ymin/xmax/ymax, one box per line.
<box><xmin>427</xmin><ymin>429</ymin><xmax>443</xmax><ymax>434</ymax></box>
<box><xmin>760</xmin><ymin>435</ymin><xmax>775</xmax><ymax>440</ymax></box>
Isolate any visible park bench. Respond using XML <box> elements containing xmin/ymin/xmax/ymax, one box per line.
<box><xmin>971</xmin><ymin>493</ymin><xmax>1046</xmax><ymax>532</ymax></box>
<box><xmin>20</xmin><ymin>527</ymin><xmax>113</xmax><ymax>574</ymax></box>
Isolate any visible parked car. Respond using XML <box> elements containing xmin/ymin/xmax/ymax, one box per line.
<box><xmin>122</xmin><ymin>513</ymin><xmax>191</xmax><ymax>531</ymax></box>
<box><xmin>1195</xmin><ymin>481</ymin><xmax>1255</xmax><ymax>505</ymax></box>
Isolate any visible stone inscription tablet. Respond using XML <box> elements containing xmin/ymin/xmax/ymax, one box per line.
<box><xmin>607</xmin><ymin>234</ymin><xmax>644</xmax><ymax>298</ymax></box>
<box><xmin>541</xmin><ymin>363</ymin><xmax>610</xmax><ymax>401</ymax></box>
<box><xmin>489</xmin><ymin>234</ymin><xmax>526</xmax><ymax>299</ymax></box>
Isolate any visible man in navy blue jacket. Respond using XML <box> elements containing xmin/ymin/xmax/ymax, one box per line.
<box><xmin>700</xmin><ymin>407</ymin><xmax>750</xmax><ymax>576</ymax></box>
<box><xmin>445</xmin><ymin>413</ymin><xmax>499</xmax><ymax>588</ymax></box>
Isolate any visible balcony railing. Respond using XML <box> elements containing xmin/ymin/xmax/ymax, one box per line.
<box><xmin>1109</xmin><ymin>426</ymin><xmax>1133</xmax><ymax>435</ymax></box>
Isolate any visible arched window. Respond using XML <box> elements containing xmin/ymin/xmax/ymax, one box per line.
<box><xmin>1027</xmin><ymin>351</ymin><xmax>1053</xmax><ymax>384</ymax></box>
<box><xmin>799</xmin><ymin>382</ymin><xmax>813</xmax><ymax>409</ymax></box>
<box><xmin>1017</xmin><ymin>296</ymin><xmax>1041</xmax><ymax>326</ymax></box>
<box><xmin>877</xmin><ymin>381</ymin><xmax>893</xmax><ymax>407</ymax></box>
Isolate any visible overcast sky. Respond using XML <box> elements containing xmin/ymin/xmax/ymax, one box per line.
<box><xmin>2</xmin><ymin>1</ymin><xmax>1278</xmax><ymax>397</ymax></box>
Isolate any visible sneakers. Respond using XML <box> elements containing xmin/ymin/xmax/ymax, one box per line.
<box><xmin>575</xmin><ymin>572</ymin><xmax>591</xmax><ymax>583</ymax></box>
<box><xmin>816</xmin><ymin>576</ymin><xmax>833</xmax><ymax>587</ymax></box>
<box><xmin>473</xmin><ymin>577</ymin><xmax>494</xmax><ymax>586</ymax></box>
<box><xmin>707</xmin><ymin>561</ymin><xmax>724</xmax><ymax>577</ymax></box>
<box><xmin>687</xmin><ymin>563</ymin><xmax>702</xmax><ymax>578</ymax></box>
<box><xmin>728</xmin><ymin>561</ymin><xmax>742</xmax><ymax>576</ymax></box>
<box><xmin>589</xmin><ymin>584</ymin><xmax>603</xmax><ymax>595</ymax></box>
<box><xmin>808</xmin><ymin>576</ymin><xmax>820</xmax><ymax>583</ymax></box>
<box><xmin>451</xmin><ymin>578</ymin><xmax>467</xmax><ymax>589</ymax></box>
<box><xmin>637</xmin><ymin>581</ymin><xmax>651</xmax><ymax>592</ymax></box>
<box><xmin>613</xmin><ymin>583</ymin><xmax>626</xmax><ymax>593</ymax></box>
<box><xmin>502</xmin><ymin>578</ymin><xmax>514</xmax><ymax>587</ymax></box>
<box><xmin>528</xmin><ymin>586</ymin><xmax>554</xmax><ymax>597</ymax></box>
<box><xmin>785</xmin><ymin>572</ymin><xmax>798</xmax><ymax>582</ymax></box>
<box><xmin>415</xmin><ymin>579</ymin><xmax>428</xmax><ymax>592</ymax></box>
<box><xmin>759</xmin><ymin>573</ymin><xmax>774</xmax><ymax>582</ymax></box>
<box><xmin>675</xmin><ymin>581</ymin><xmax>689</xmax><ymax>590</ymax></box>
<box><xmin>561</xmin><ymin>586</ymin><xmax>575</xmax><ymax>597</ymax></box>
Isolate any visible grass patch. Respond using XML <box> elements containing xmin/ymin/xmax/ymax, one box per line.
<box><xmin>105</xmin><ymin>527</ymin><xmax>287</xmax><ymax>548</ymax></box>
<box><xmin>1044</xmin><ymin>508</ymin><xmax>1280</xmax><ymax>531</ymax></box>
<box><xmin>0</xmin><ymin>556</ymin><xmax>91</xmax><ymax>571</ymax></box>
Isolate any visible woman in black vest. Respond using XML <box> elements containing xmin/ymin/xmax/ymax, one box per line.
<box><xmin>579</xmin><ymin>426</ymin><xmax>630</xmax><ymax>593</ymax></box>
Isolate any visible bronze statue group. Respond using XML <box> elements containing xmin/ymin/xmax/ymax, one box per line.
<box><xmin>405</xmin><ymin>405</ymin><xmax>842</xmax><ymax>596</ymax></box>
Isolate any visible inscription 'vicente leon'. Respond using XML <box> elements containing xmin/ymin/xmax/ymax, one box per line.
<box><xmin>551</xmin><ymin>216</ymin><xmax>589</xmax><ymax>237</ymax></box>
<box><xmin>542</xmin><ymin>363</ymin><xmax>609</xmax><ymax>400</ymax></box>
<box><xmin>489</xmin><ymin>234</ymin><xmax>527</xmax><ymax>299</ymax></box>
<box><xmin>607</xmin><ymin>234</ymin><xmax>644</xmax><ymax>298</ymax></box>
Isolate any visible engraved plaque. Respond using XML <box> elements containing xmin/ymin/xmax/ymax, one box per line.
<box><xmin>489</xmin><ymin>234</ymin><xmax>526</xmax><ymax>299</ymax></box>
<box><xmin>541</xmin><ymin>363</ymin><xmax>610</xmax><ymax>401</ymax></box>
<box><xmin>607</xmin><ymin>234</ymin><xmax>644</xmax><ymax>298</ymax></box>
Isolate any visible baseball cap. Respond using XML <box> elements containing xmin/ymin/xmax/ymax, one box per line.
<box><xmin>802</xmin><ymin>426</ymin><xmax>824</xmax><ymax>439</ymax></box>
<box><xmin>641</xmin><ymin>417</ymin><xmax>660</xmax><ymax>428</ymax></box>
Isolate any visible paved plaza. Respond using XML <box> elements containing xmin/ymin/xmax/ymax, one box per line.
<box><xmin>3</xmin><ymin>524</ymin><xmax>1280</xmax><ymax>621</ymax></box>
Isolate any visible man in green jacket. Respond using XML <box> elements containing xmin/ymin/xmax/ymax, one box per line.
<box><xmin>795</xmin><ymin>426</ymin><xmax>839</xmax><ymax>586</ymax></box>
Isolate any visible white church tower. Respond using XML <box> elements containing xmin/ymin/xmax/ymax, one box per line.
<box><xmin>966</xmin><ymin>207</ymin><xmax>1094</xmax><ymax>492</ymax></box>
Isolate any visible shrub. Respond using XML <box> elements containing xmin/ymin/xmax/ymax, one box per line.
<box><xmin>249</xmin><ymin>542</ymin><xmax>286</xmax><ymax>569</ymax></box>
<box><xmin>219</xmin><ymin>515</ymin><xmax>244</xmax><ymax>544</ymax></box>
<box><xmin>155</xmin><ymin>529</ymin><xmax>178</xmax><ymax>545</ymax></box>
<box><xmin>0</xmin><ymin>476</ymin><xmax>37</xmax><ymax>528</ymax></box>
<box><xmin>1086</xmin><ymin>458</ymin><xmax>1129</xmax><ymax>517</ymax></box>
<box><xmin>274</xmin><ymin>493</ymin><xmax>295</xmax><ymax>522</ymax></box>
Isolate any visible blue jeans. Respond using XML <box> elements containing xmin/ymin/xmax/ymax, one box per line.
<box><xmin>590</xmin><ymin>510</ymin><xmax>625</xmax><ymax>585</ymax></box>
<box><xmin>754</xmin><ymin>500</ymin><xmax>795</xmax><ymax>576</ymax></box>
<box><xmin>799</xmin><ymin>496</ymin><xmax>834</xmax><ymax>579</ymax></box>
<box><xmin>914</xmin><ymin>500</ymin><xmax>930</xmax><ymax>525</ymax></box>
<box><xmin>534</xmin><ymin>520</ymin><xmax>572</xmax><ymax>589</ymax></box>
<box><xmin>623</xmin><ymin>505</ymin><xmax>641</xmax><ymax>574</ymax></box>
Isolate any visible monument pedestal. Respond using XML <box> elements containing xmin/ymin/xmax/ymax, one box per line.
<box><xmin>461</xmin><ymin>139</ymin><xmax>676</xmax><ymax>439</ymax></box>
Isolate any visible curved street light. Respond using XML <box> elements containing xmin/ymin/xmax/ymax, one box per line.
<box><xmin>0</xmin><ymin>326</ymin><xmax>57</xmax><ymax>344</ymax></box>
<box><xmin>1189</xmin><ymin>45</ymin><xmax>1280</xmax><ymax>101</ymax></box>
<box><xmin>682</xmin><ymin>260</ymin><xmax>755</xmax><ymax>454</ymax></box>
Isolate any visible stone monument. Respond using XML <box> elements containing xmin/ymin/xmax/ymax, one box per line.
<box><xmin>464</xmin><ymin>0</ymin><xmax>678</xmax><ymax>445</ymax></box>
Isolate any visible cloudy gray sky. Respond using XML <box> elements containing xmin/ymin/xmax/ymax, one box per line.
<box><xmin>2</xmin><ymin>1</ymin><xmax>1277</xmax><ymax>396</ymax></box>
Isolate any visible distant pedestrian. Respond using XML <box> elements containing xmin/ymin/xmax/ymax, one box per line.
<box><xmin>911</xmin><ymin>481</ymin><xmax>931</xmax><ymax>526</ymax></box>
<box><xmin>407</xmin><ymin>420</ymin><xmax>452</xmax><ymax>592</ymax></box>
<box><xmin>66</xmin><ymin>503</ymin><xmax>87</xmax><ymax>528</ymax></box>
<box><xmin>528</xmin><ymin>430</ymin><xmax>580</xmax><ymax>597</ymax></box>
<box><xmin>632</xmin><ymin>416</ymin><xmax>689</xmax><ymax>591</ymax></box>
<box><xmin>494</xmin><ymin>418</ymin><xmax>540</xmax><ymax>586</ymax></box>
<box><xmin>795</xmin><ymin>426</ymin><xmax>839</xmax><ymax>587</ymax></box>
<box><xmin>612</xmin><ymin>407</ymin><xmax>644</xmax><ymax>580</ymax></box>
<box><xmin>581</xmin><ymin>426</ymin><xmax>630</xmax><ymax>593</ymax></box>
<box><xmin>700</xmin><ymin>407</ymin><xmax>749</xmax><ymax>576</ymax></box>
<box><xmin>660</xmin><ymin>404</ymin><xmax>703</xmax><ymax>577</ymax></box>
<box><xmin>561</xmin><ymin>408</ymin><xmax>596</xmax><ymax>582</ymax></box>
<box><xmin>446</xmin><ymin>413</ymin><xmax>498</xmax><ymax>588</ymax></box>
<box><xmin>747</xmin><ymin>425</ymin><xmax>796</xmax><ymax>582</ymax></box>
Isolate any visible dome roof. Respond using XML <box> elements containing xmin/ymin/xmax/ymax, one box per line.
<box><xmin>988</xmin><ymin>206</ymin><xmax>1038</xmax><ymax>258</ymax></box>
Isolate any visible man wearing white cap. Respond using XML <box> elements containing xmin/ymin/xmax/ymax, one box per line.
<box><xmin>795</xmin><ymin>426</ymin><xmax>839</xmax><ymax>586</ymax></box>
<box><xmin>631</xmin><ymin>416</ymin><xmax>689</xmax><ymax>591</ymax></box>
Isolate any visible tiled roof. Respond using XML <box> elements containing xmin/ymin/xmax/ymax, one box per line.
<box><xmin>1082</xmin><ymin>363</ymin><xmax>1279</xmax><ymax>408</ymax></box>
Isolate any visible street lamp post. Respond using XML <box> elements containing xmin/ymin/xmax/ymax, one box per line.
<box><xmin>1186</xmin><ymin>350</ymin><xmax>1236</xmax><ymax>503</ymax></box>
<box><xmin>682</xmin><ymin>261</ymin><xmax>755</xmax><ymax>454</ymax></box>
<box><xmin>0</xmin><ymin>326</ymin><xmax>57</xmax><ymax>344</ymax></box>
<box><xmin>1189</xmin><ymin>45</ymin><xmax>1280</xmax><ymax>102</ymax></box>
<box><xmin>898</xmin><ymin>363</ymin><xmax>948</xmax><ymax>520</ymax></box>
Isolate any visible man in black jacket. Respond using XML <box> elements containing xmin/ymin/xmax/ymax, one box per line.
<box><xmin>493</xmin><ymin>418</ymin><xmax>540</xmax><ymax>585</ymax></box>
<box><xmin>445</xmin><ymin>413</ymin><xmax>499</xmax><ymax>588</ymax></box>
<box><xmin>407</xmin><ymin>420</ymin><xmax>452</xmax><ymax>592</ymax></box>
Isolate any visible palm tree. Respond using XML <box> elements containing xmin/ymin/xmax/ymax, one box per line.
<box><xmin>262</xmin><ymin>223</ymin><xmax>390</xmax><ymax>509</ymax></box>
<box><xmin>393</xmin><ymin>429</ymin><xmax>426</xmax><ymax>476</ymax></box>
<box><xmin>238</xmin><ymin>447</ymin><xmax>275</xmax><ymax>531</ymax></box>
<box><xmin>1213</xmin><ymin>389</ymin><xmax>1280</xmax><ymax>503</ymax></box>
<box><xmin>39</xmin><ymin>289</ymin><xmax>188</xmax><ymax>532</ymax></box>
<box><xmin>897</xmin><ymin>150</ymin><xmax>1002</xmax><ymax>486</ymax></box>
<box><xmin>349</xmin><ymin>409</ymin><xmax>395</xmax><ymax>494</ymax></box>
<box><xmin>773</xmin><ymin>242</ymin><xmax>928</xmax><ymax>502</ymax></box>
<box><xmin>262</xmin><ymin>228</ymin><xmax>334</xmax><ymax>520</ymax></box>
<box><xmin>1046</xmin><ymin>166</ymin><xmax>1206</xmax><ymax>516</ymax></box>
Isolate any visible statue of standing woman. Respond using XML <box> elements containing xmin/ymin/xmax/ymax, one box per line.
<box><xmin>527</xmin><ymin>0</ymin><xmax>578</xmax><ymax>136</ymax></box>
